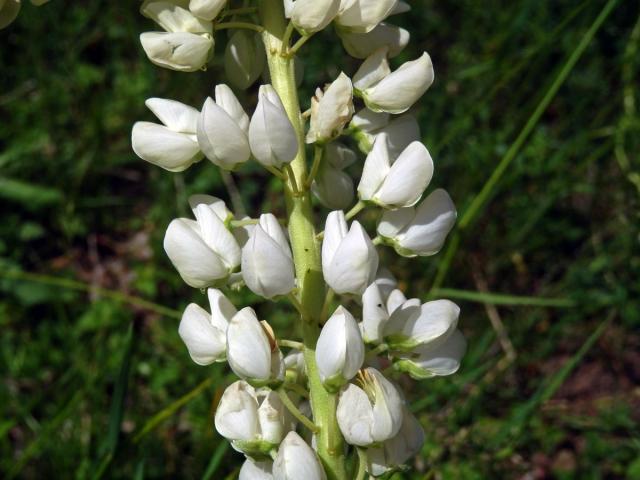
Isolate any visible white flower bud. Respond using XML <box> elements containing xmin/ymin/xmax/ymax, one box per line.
<box><xmin>290</xmin><ymin>0</ymin><xmax>340</xmax><ymax>35</ymax></box>
<box><xmin>311</xmin><ymin>165</ymin><xmax>354</xmax><ymax>210</ymax></box>
<box><xmin>189</xmin><ymin>0</ymin><xmax>226</xmax><ymax>21</ymax></box>
<box><xmin>197</xmin><ymin>86</ymin><xmax>251</xmax><ymax>170</ymax></box>
<box><xmin>378</xmin><ymin>189</ymin><xmax>456</xmax><ymax>257</ymax></box>
<box><xmin>188</xmin><ymin>194</ymin><xmax>234</xmax><ymax>223</ymax></box>
<box><xmin>140</xmin><ymin>1</ymin><xmax>212</xmax><ymax>34</ymax></box>
<box><xmin>257</xmin><ymin>390</ymin><xmax>288</xmax><ymax>445</ymax></box>
<box><xmin>132</xmin><ymin>98</ymin><xmax>202</xmax><ymax>172</ymax></box>
<box><xmin>178</xmin><ymin>288</ymin><xmax>236</xmax><ymax>364</ymax></box>
<box><xmin>322</xmin><ymin>210</ymin><xmax>378</xmax><ymax>295</ymax></box>
<box><xmin>384</xmin><ymin>299</ymin><xmax>460</xmax><ymax>351</ymax></box>
<box><xmin>163</xmin><ymin>203</ymin><xmax>241</xmax><ymax>288</ymax></box>
<box><xmin>214</xmin><ymin>83</ymin><xmax>250</xmax><ymax>131</ymax></box>
<box><xmin>240</xmin><ymin>458</ymin><xmax>273</xmax><ymax>480</ymax></box>
<box><xmin>224</xmin><ymin>31</ymin><xmax>266</xmax><ymax>89</ymax></box>
<box><xmin>394</xmin><ymin>329</ymin><xmax>466</xmax><ymax>379</ymax></box>
<box><xmin>0</xmin><ymin>0</ymin><xmax>20</xmax><ymax>30</ymax></box>
<box><xmin>30</xmin><ymin>0</ymin><xmax>51</xmax><ymax>5</ymax></box>
<box><xmin>361</xmin><ymin>52</ymin><xmax>434</xmax><ymax>114</ymax></box>
<box><xmin>242</xmin><ymin>213</ymin><xmax>295</xmax><ymax>299</ymax></box>
<box><xmin>316</xmin><ymin>306</ymin><xmax>364</xmax><ymax>391</ymax></box>
<box><xmin>324</xmin><ymin>142</ymin><xmax>357</xmax><ymax>169</ymax></box>
<box><xmin>336</xmin><ymin>0</ymin><xmax>398</xmax><ymax>33</ymax></box>
<box><xmin>337</xmin><ymin>367</ymin><xmax>404</xmax><ymax>446</ymax></box>
<box><xmin>311</xmin><ymin>143</ymin><xmax>357</xmax><ymax>209</ymax></box>
<box><xmin>227</xmin><ymin>307</ymin><xmax>285</xmax><ymax>386</ymax></box>
<box><xmin>339</xmin><ymin>23</ymin><xmax>409</xmax><ymax>59</ymax></box>
<box><xmin>249</xmin><ymin>85</ymin><xmax>298</xmax><ymax>168</ymax></box>
<box><xmin>273</xmin><ymin>431</ymin><xmax>327</xmax><ymax>480</ymax></box>
<box><xmin>214</xmin><ymin>380</ymin><xmax>260</xmax><ymax>443</ymax></box>
<box><xmin>306</xmin><ymin>72</ymin><xmax>354</xmax><ymax>145</ymax></box>
<box><xmin>215</xmin><ymin>381</ymin><xmax>289</xmax><ymax>455</ymax></box>
<box><xmin>140</xmin><ymin>31</ymin><xmax>213</xmax><ymax>72</ymax></box>
<box><xmin>358</xmin><ymin>134</ymin><xmax>433</xmax><ymax>209</ymax></box>
<box><xmin>367</xmin><ymin>406</ymin><xmax>425</xmax><ymax>476</ymax></box>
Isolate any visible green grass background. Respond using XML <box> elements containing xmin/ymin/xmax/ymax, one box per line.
<box><xmin>1</xmin><ymin>1</ymin><xmax>639</xmax><ymax>478</ymax></box>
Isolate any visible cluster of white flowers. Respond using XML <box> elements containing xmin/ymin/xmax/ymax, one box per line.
<box><xmin>0</xmin><ymin>0</ymin><xmax>49</xmax><ymax>30</ymax></box>
<box><xmin>132</xmin><ymin>1</ymin><xmax>465</xmax><ymax>478</ymax></box>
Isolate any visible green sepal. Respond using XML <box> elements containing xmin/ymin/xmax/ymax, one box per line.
<box><xmin>232</xmin><ymin>439</ymin><xmax>277</xmax><ymax>459</ymax></box>
<box><xmin>393</xmin><ymin>359</ymin><xmax>434</xmax><ymax>380</ymax></box>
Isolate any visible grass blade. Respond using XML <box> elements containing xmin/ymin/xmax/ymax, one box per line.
<box><xmin>0</xmin><ymin>269</ymin><xmax>181</xmax><ymax>319</ymax></box>
<box><xmin>201</xmin><ymin>440</ymin><xmax>230</xmax><ymax>480</ymax></box>
<box><xmin>133</xmin><ymin>377</ymin><xmax>214</xmax><ymax>443</ymax></box>
<box><xmin>429</xmin><ymin>288</ymin><xmax>575</xmax><ymax>307</ymax></box>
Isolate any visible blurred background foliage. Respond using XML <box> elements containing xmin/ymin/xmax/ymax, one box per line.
<box><xmin>1</xmin><ymin>0</ymin><xmax>639</xmax><ymax>478</ymax></box>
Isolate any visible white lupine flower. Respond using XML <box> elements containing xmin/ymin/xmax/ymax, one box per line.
<box><xmin>336</xmin><ymin>0</ymin><xmax>399</xmax><ymax>33</ymax></box>
<box><xmin>353</xmin><ymin>47</ymin><xmax>390</xmax><ymax>92</ymax></box>
<box><xmin>336</xmin><ymin>367</ymin><xmax>404</xmax><ymax>446</ymax></box>
<box><xmin>242</xmin><ymin>213</ymin><xmax>295</xmax><ymax>299</ymax></box>
<box><xmin>322</xmin><ymin>210</ymin><xmax>378</xmax><ymax>295</ymax></box>
<box><xmin>249</xmin><ymin>85</ymin><xmax>298</xmax><ymax>168</ymax></box>
<box><xmin>0</xmin><ymin>0</ymin><xmax>20</xmax><ymax>30</ymax></box>
<box><xmin>358</xmin><ymin>134</ymin><xmax>433</xmax><ymax>209</ymax></box>
<box><xmin>394</xmin><ymin>329</ymin><xmax>467</xmax><ymax>379</ymax></box>
<box><xmin>132</xmin><ymin>98</ymin><xmax>202</xmax><ymax>172</ymax></box>
<box><xmin>306</xmin><ymin>72</ymin><xmax>354</xmax><ymax>144</ymax></box>
<box><xmin>384</xmin><ymin>299</ymin><xmax>460</xmax><ymax>351</ymax></box>
<box><xmin>178</xmin><ymin>288</ymin><xmax>236</xmax><ymax>364</ymax></box>
<box><xmin>224</xmin><ymin>31</ymin><xmax>265</xmax><ymax>89</ymax></box>
<box><xmin>316</xmin><ymin>306</ymin><xmax>364</xmax><ymax>391</ymax></box>
<box><xmin>239</xmin><ymin>458</ymin><xmax>273</xmax><ymax>480</ymax></box>
<box><xmin>360</xmin><ymin>52</ymin><xmax>434</xmax><ymax>114</ymax></box>
<box><xmin>140</xmin><ymin>31</ymin><xmax>213</xmax><ymax>72</ymax></box>
<box><xmin>273</xmin><ymin>431</ymin><xmax>327</xmax><ymax>480</ymax></box>
<box><xmin>361</xmin><ymin>283</ymin><xmax>419</xmax><ymax>344</ymax></box>
<box><xmin>189</xmin><ymin>0</ymin><xmax>226</xmax><ymax>21</ymax></box>
<box><xmin>226</xmin><ymin>307</ymin><xmax>285</xmax><ymax>386</ymax></box>
<box><xmin>378</xmin><ymin>189</ymin><xmax>457</xmax><ymax>257</ymax></box>
<box><xmin>197</xmin><ymin>85</ymin><xmax>251</xmax><ymax>170</ymax></box>
<box><xmin>290</xmin><ymin>0</ymin><xmax>340</xmax><ymax>34</ymax></box>
<box><xmin>188</xmin><ymin>194</ymin><xmax>233</xmax><ymax>224</ymax></box>
<box><xmin>215</xmin><ymin>381</ymin><xmax>289</xmax><ymax>455</ymax></box>
<box><xmin>140</xmin><ymin>1</ymin><xmax>212</xmax><ymax>34</ymax></box>
<box><xmin>339</xmin><ymin>23</ymin><xmax>410</xmax><ymax>59</ymax></box>
<box><xmin>311</xmin><ymin>143</ymin><xmax>357</xmax><ymax>210</ymax></box>
<box><xmin>367</xmin><ymin>406</ymin><xmax>425</xmax><ymax>476</ymax></box>
<box><xmin>163</xmin><ymin>202</ymin><xmax>241</xmax><ymax>288</ymax></box>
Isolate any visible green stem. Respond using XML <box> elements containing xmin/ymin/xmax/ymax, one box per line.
<box><xmin>259</xmin><ymin>2</ymin><xmax>346</xmax><ymax>479</ymax></box>
<box><xmin>305</xmin><ymin>146</ymin><xmax>323</xmax><ymax>189</ymax></box>
<box><xmin>214</xmin><ymin>21</ymin><xmax>264</xmax><ymax>33</ymax></box>
<box><xmin>277</xmin><ymin>389</ymin><xmax>320</xmax><ymax>433</ymax></box>
<box><xmin>355</xmin><ymin>448</ymin><xmax>368</xmax><ymax>480</ymax></box>
<box><xmin>288</xmin><ymin>34</ymin><xmax>313</xmax><ymax>57</ymax></box>
<box><xmin>278</xmin><ymin>339</ymin><xmax>305</xmax><ymax>350</ymax></box>
<box><xmin>345</xmin><ymin>200</ymin><xmax>366</xmax><ymax>220</ymax></box>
